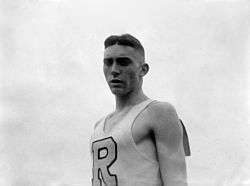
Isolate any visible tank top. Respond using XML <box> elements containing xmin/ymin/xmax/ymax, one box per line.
<box><xmin>90</xmin><ymin>99</ymin><xmax>162</xmax><ymax>186</ymax></box>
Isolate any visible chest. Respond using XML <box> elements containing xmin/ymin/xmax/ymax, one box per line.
<box><xmin>104</xmin><ymin>109</ymin><xmax>152</xmax><ymax>145</ymax></box>
<box><xmin>92</xmin><ymin>103</ymin><xmax>158</xmax><ymax>163</ymax></box>
<box><xmin>104</xmin><ymin>108</ymin><xmax>131</xmax><ymax>133</ymax></box>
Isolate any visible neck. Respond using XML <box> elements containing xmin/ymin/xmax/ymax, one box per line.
<box><xmin>114</xmin><ymin>88</ymin><xmax>149</xmax><ymax>112</ymax></box>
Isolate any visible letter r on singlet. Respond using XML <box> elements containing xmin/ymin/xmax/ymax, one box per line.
<box><xmin>92</xmin><ymin>137</ymin><xmax>118</xmax><ymax>186</ymax></box>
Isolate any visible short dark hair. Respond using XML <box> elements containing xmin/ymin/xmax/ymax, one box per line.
<box><xmin>104</xmin><ymin>34</ymin><xmax>145</xmax><ymax>58</ymax></box>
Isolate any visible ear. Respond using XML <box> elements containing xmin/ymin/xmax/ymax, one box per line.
<box><xmin>140</xmin><ymin>63</ymin><xmax>149</xmax><ymax>76</ymax></box>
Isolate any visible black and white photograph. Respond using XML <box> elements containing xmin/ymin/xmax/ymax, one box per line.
<box><xmin>1</xmin><ymin>0</ymin><xmax>249</xmax><ymax>185</ymax></box>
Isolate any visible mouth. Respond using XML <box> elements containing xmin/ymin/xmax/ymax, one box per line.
<box><xmin>109</xmin><ymin>79</ymin><xmax>124</xmax><ymax>87</ymax></box>
<box><xmin>110</xmin><ymin>79</ymin><xmax>123</xmax><ymax>84</ymax></box>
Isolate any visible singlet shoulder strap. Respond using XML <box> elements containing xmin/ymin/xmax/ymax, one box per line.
<box><xmin>125</xmin><ymin>99</ymin><xmax>156</xmax><ymax>125</ymax></box>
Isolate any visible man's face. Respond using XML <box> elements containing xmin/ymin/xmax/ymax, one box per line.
<box><xmin>103</xmin><ymin>44</ymin><xmax>144</xmax><ymax>96</ymax></box>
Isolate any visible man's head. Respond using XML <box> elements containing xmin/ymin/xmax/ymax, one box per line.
<box><xmin>103</xmin><ymin>34</ymin><xmax>149</xmax><ymax>96</ymax></box>
<box><xmin>104</xmin><ymin>34</ymin><xmax>145</xmax><ymax>61</ymax></box>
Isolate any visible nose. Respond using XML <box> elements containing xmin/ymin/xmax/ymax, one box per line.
<box><xmin>111</xmin><ymin>62</ymin><xmax>120</xmax><ymax>76</ymax></box>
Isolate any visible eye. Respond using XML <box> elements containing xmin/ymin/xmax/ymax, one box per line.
<box><xmin>116</xmin><ymin>57</ymin><xmax>132</xmax><ymax>66</ymax></box>
<box><xmin>103</xmin><ymin>58</ymin><xmax>113</xmax><ymax>66</ymax></box>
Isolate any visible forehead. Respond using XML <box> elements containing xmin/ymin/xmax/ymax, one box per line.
<box><xmin>104</xmin><ymin>44</ymin><xmax>142</xmax><ymax>60</ymax></box>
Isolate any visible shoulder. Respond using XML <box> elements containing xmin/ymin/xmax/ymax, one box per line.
<box><xmin>147</xmin><ymin>101</ymin><xmax>179</xmax><ymax>122</ymax></box>
<box><xmin>148</xmin><ymin>101</ymin><xmax>178</xmax><ymax>116</ymax></box>
<box><xmin>93</xmin><ymin>117</ymin><xmax>105</xmax><ymax>129</ymax></box>
<box><xmin>146</xmin><ymin>101</ymin><xmax>182</xmax><ymax>132</ymax></box>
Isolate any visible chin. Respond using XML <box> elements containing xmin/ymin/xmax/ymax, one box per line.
<box><xmin>110</xmin><ymin>88</ymin><xmax>128</xmax><ymax>96</ymax></box>
<box><xmin>111</xmin><ymin>90</ymin><xmax>126</xmax><ymax>96</ymax></box>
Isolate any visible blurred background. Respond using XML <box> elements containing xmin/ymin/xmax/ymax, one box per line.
<box><xmin>0</xmin><ymin>0</ymin><xmax>249</xmax><ymax>185</ymax></box>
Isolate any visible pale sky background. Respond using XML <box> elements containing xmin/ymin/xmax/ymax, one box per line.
<box><xmin>0</xmin><ymin>0</ymin><xmax>250</xmax><ymax>186</ymax></box>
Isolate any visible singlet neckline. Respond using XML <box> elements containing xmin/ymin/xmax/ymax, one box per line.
<box><xmin>102</xmin><ymin>99</ymin><xmax>152</xmax><ymax>134</ymax></box>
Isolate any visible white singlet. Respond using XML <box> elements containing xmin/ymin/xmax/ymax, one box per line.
<box><xmin>90</xmin><ymin>99</ymin><xmax>162</xmax><ymax>186</ymax></box>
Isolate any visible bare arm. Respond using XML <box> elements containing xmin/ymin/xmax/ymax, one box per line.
<box><xmin>150</xmin><ymin>102</ymin><xmax>187</xmax><ymax>186</ymax></box>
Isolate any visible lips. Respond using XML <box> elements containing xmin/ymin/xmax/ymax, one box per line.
<box><xmin>109</xmin><ymin>79</ymin><xmax>124</xmax><ymax>87</ymax></box>
<box><xmin>110</xmin><ymin>79</ymin><xmax>123</xmax><ymax>83</ymax></box>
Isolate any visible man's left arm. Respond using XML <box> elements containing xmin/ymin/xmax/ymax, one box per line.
<box><xmin>151</xmin><ymin>102</ymin><xmax>187</xmax><ymax>186</ymax></box>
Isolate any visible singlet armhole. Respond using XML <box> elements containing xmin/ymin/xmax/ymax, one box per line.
<box><xmin>93</xmin><ymin>116</ymin><xmax>106</xmax><ymax>130</ymax></box>
<box><xmin>129</xmin><ymin>100</ymin><xmax>159</xmax><ymax>164</ymax></box>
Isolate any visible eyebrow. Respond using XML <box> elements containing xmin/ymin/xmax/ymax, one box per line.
<box><xmin>103</xmin><ymin>58</ymin><xmax>113</xmax><ymax>63</ymax></box>
<box><xmin>103</xmin><ymin>56</ymin><xmax>131</xmax><ymax>60</ymax></box>
<box><xmin>116</xmin><ymin>57</ymin><xmax>131</xmax><ymax>60</ymax></box>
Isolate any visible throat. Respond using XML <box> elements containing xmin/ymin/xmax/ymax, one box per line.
<box><xmin>104</xmin><ymin>107</ymin><xmax>132</xmax><ymax>133</ymax></box>
<box><xmin>115</xmin><ymin>90</ymin><xmax>149</xmax><ymax>111</ymax></box>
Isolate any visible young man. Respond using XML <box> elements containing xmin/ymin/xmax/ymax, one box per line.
<box><xmin>91</xmin><ymin>34</ymin><xmax>189</xmax><ymax>186</ymax></box>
